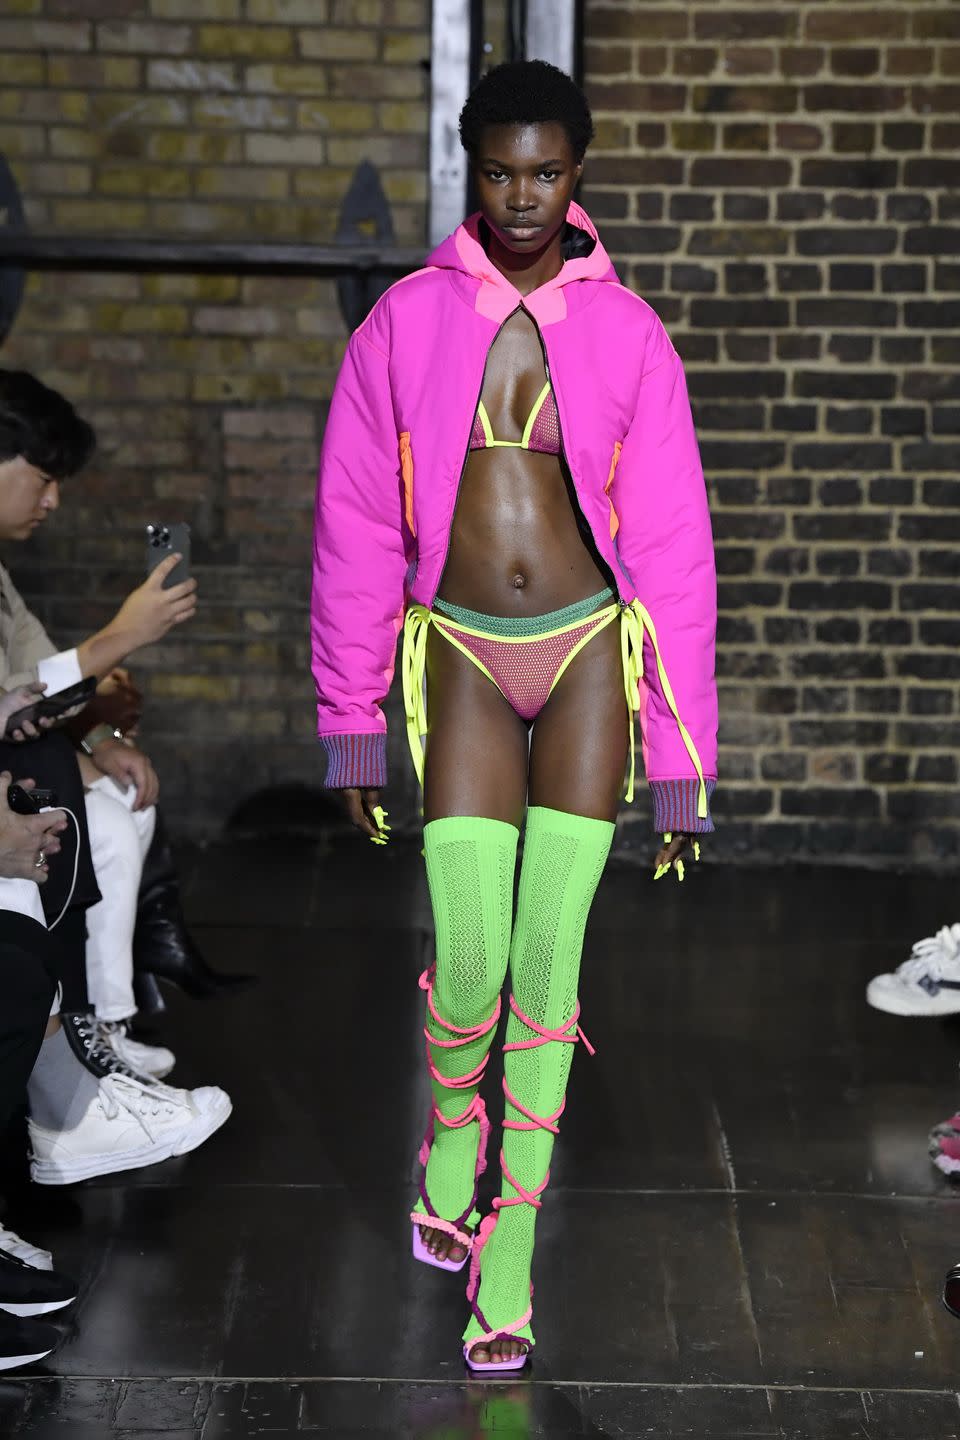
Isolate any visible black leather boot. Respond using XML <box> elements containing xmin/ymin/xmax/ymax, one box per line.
<box><xmin>132</xmin><ymin>968</ymin><xmax>166</xmax><ymax>1017</ymax></box>
<box><xmin>133</xmin><ymin>811</ymin><xmax>256</xmax><ymax>999</ymax></box>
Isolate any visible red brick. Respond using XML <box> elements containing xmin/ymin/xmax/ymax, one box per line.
<box><xmin>585</xmin><ymin>80</ymin><xmax>687</xmax><ymax>112</ymax></box>
<box><xmin>805</xmin><ymin>85</ymin><xmax>907</xmax><ymax>113</ymax></box>
<box><xmin>775</xmin><ymin>122</ymin><xmax>824</xmax><ymax>152</ymax></box>
<box><xmin>910</xmin><ymin>10</ymin><xmax>960</xmax><ymax>41</ymax></box>
<box><xmin>722</xmin><ymin>122</ymin><xmax>769</xmax><ymax>152</ymax></box>
<box><xmin>672</xmin><ymin>46</ymin><xmax>717</xmax><ymax>77</ymax></box>
<box><xmin>584</xmin><ymin>41</ymin><xmax>634</xmax><ymax>77</ymax></box>
<box><xmin>692</xmin><ymin>84</ymin><xmax>798</xmax><ymax>114</ymax></box>
<box><xmin>912</xmin><ymin>84</ymin><xmax>960</xmax><ymax>113</ymax></box>
<box><xmin>725</xmin><ymin>47</ymin><xmax>776</xmax><ymax>77</ymax></box>
<box><xmin>805</xmin><ymin>9</ymin><xmax>908</xmax><ymax>41</ymax></box>
<box><xmin>886</xmin><ymin>46</ymin><xmax>935</xmax><ymax>77</ymax></box>
<box><xmin>779</xmin><ymin>46</ymin><xmax>825</xmax><ymax>79</ymax></box>
<box><xmin>695</xmin><ymin>9</ymin><xmax>797</xmax><ymax>41</ymax></box>
<box><xmin>588</xmin><ymin>5</ymin><xmax>687</xmax><ymax>40</ymax></box>
<box><xmin>830</xmin><ymin>48</ymin><xmax>881</xmax><ymax>79</ymax></box>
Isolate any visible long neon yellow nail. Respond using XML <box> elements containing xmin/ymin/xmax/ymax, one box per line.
<box><xmin>676</xmin><ymin>858</ymin><xmax>685</xmax><ymax>882</ymax></box>
<box><xmin>693</xmin><ymin>841</ymin><xmax>701</xmax><ymax>862</ymax></box>
<box><xmin>663</xmin><ymin>832</ymin><xmax>672</xmax><ymax>844</ymax></box>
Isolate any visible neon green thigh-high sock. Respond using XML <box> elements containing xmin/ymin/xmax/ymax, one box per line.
<box><xmin>414</xmin><ymin>816</ymin><xmax>518</xmax><ymax>1236</ymax></box>
<box><xmin>464</xmin><ymin>806</ymin><xmax>614</xmax><ymax>1345</ymax></box>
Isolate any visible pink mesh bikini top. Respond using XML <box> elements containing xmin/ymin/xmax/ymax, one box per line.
<box><xmin>468</xmin><ymin>380</ymin><xmax>560</xmax><ymax>455</ymax></box>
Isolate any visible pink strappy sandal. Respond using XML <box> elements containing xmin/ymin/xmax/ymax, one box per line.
<box><xmin>462</xmin><ymin>995</ymin><xmax>594</xmax><ymax>1371</ymax></box>
<box><xmin>411</xmin><ymin>965</ymin><xmax>500</xmax><ymax>1274</ymax></box>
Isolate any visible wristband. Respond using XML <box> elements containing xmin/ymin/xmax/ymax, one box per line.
<box><xmin>80</xmin><ymin>724</ymin><xmax>123</xmax><ymax>755</ymax></box>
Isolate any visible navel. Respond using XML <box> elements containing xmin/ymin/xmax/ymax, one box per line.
<box><xmin>512</xmin><ymin>573</ymin><xmax>527</xmax><ymax>590</ymax></box>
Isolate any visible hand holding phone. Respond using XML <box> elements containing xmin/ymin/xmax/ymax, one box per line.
<box><xmin>0</xmin><ymin>774</ymin><xmax>66</xmax><ymax>884</ymax></box>
<box><xmin>8</xmin><ymin>783</ymin><xmax>58</xmax><ymax>814</ymax></box>
<box><xmin>146</xmin><ymin>523</ymin><xmax>191</xmax><ymax>590</ymax></box>
<box><xmin>107</xmin><ymin>525</ymin><xmax>198</xmax><ymax>653</ymax></box>
<box><xmin>5</xmin><ymin>676</ymin><xmax>98</xmax><ymax>737</ymax></box>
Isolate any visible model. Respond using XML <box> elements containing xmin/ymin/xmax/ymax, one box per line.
<box><xmin>311</xmin><ymin>60</ymin><xmax>718</xmax><ymax>1372</ymax></box>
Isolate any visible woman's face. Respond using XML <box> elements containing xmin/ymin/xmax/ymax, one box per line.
<box><xmin>473</xmin><ymin>122</ymin><xmax>582</xmax><ymax>255</ymax></box>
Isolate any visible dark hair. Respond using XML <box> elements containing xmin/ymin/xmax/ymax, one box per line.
<box><xmin>0</xmin><ymin>369</ymin><xmax>95</xmax><ymax>480</ymax></box>
<box><xmin>459</xmin><ymin>60</ymin><xmax>595</xmax><ymax>162</ymax></box>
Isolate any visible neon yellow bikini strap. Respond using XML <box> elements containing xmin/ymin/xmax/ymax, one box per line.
<box><xmin>619</xmin><ymin>604</ymin><xmax>645</xmax><ymax>804</ymax></box>
<box><xmin>630</xmin><ymin>599</ymin><xmax>709</xmax><ymax>820</ymax></box>
<box><xmin>401</xmin><ymin>604</ymin><xmax>431</xmax><ymax>787</ymax></box>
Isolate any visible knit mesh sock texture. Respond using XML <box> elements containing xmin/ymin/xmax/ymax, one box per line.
<box><xmin>27</xmin><ymin>1025</ymin><xmax>101</xmax><ymax>1133</ymax></box>
<box><xmin>464</xmin><ymin>805</ymin><xmax>614</xmax><ymax>1345</ymax></box>
<box><xmin>415</xmin><ymin>815</ymin><xmax>518</xmax><ymax>1230</ymax></box>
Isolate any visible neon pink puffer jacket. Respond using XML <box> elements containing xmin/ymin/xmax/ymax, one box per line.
<box><xmin>312</xmin><ymin>201</ymin><xmax>718</xmax><ymax>832</ymax></box>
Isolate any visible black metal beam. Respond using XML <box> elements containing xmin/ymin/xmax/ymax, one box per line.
<box><xmin>0</xmin><ymin>234</ymin><xmax>425</xmax><ymax>276</ymax></box>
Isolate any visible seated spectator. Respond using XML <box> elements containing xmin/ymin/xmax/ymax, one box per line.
<box><xmin>0</xmin><ymin>690</ymin><xmax>77</xmax><ymax>1369</ymax></box>
<box><xmin>0</xmin><ymin>370</ymin><xmax>233</xmax><ymax>1231</ymax></box>
<box><xmin>0</xmin><ymin>369</ymin><xmax>248</xmax><ymax>1070</ymax></box>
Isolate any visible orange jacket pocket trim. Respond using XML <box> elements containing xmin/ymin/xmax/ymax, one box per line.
<box><xmin>399</xmin><ymin>431</ymin><xmax>415</xmax><ymax>536</ymax></box>
<box><xmin>605</xmin><ymin>440</ymin><xmax>622</xmax><ymax>541</ymax></box>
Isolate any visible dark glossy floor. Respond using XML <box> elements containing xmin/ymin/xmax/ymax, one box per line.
<box><xmin>2</xmin><ymin>833</ymin><xmax>960</xmax><ymax>1437</ymax></box>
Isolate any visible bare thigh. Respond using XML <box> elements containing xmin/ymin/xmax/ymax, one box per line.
<box><xmin>528</xmin><ymin>617</ymin><xmax>629</xmax><ymax>822</ymax></box>
<box><xmin>422</xmin><ymin>625</ymin><xmax>529</xmax><ymax>827</ymax></box>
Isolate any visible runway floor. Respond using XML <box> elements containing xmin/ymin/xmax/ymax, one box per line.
<box><xmin>1</xmin><ymin>832</ymin><xmax>959</xmax><ymax>1437</ymax></box>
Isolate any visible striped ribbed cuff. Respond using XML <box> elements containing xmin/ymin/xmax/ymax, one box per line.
<box><xmin>649</xmin><ymin>777</ymin><xmax>717</xmax><ymax>835</ymax></box>
<box><xmin>320</xmin><ymin>732</ymin><xmax>387</xmax><ymax>789</ymax></box>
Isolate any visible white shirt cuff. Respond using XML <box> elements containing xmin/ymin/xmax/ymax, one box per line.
<box><xmin>0</xmin><ymin>878</ymin><xmax>46</xmax><ymax>927</ymax></box>
<box><xmin>36</xmin><ymin>648</ymin><xmax>82</xmax><ymax>694</ymax></box>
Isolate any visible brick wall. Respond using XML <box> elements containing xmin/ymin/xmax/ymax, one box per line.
<box><xmin>0</xmin><ymin>0</ymin><xmax>429</xmax><ymax>837</ymax></box>
<box><xmin>581</xmin><ymin>0</ymin><xmax>960</xmax><ymax>866</ymax></box>
<box><xmin>1</xmin><ymin>2</ymin><xmax>957</xmax><ymax>865</ymax></box>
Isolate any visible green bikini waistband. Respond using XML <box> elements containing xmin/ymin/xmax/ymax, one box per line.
<box><xmin>432</xmin><ymin>587</ymin><xmax>614</xmax><ymax>638</ymax></box>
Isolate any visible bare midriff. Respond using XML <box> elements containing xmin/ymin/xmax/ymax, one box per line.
<box><xmin>438</xmin><ymin>308</ymin><xmax>610</xmax><ymax>618</ymax></box>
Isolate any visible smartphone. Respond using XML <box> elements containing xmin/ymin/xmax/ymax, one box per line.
<box><xmin>6</xmin><ymin>675</ymin><xmax>97</xmax><ymax>734</ymax></box>
<box><xmin>8</xmin><ymin>784</ymin><xmax>58</xmax><ymax>814</ymax></box>
<box><xmin>146</xmin><ymin>522</ymin><xmax>191</xmax><ymax>590</ymax></box>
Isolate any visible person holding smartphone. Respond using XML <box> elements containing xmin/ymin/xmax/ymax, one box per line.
<box><xmin>0</xmin><ymin>364</ymin><xmax>195</xmax><ymax>984</ymax></box>
<box><xmin>0</xmin><ymin>369</ymin><xmax>233</xmax><ymax>1199</ymax></box>
<box><xmin>0</xmin><ymin>368</ymin><xmax>198</xmax><ymax>1023</ymax></box>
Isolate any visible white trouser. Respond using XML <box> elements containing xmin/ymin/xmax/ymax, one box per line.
<box><xmin>84</xmin><ymin>777</ymin><xmax>156</xmax><ymax>1022</ymax></box>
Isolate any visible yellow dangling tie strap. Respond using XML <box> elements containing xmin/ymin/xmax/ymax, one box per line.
<box><xmin>630</xmin><ymin>600</ymin><xmax>709</xmax><ymax>821</ymax></box>
<box><xmin>619</xmin><ymin>604</ymin><xmax>645</xmax><ymax>804</ymax></box>
<box><xmin>401</xmin><ymin>604</ymin><xmax>431</xmax><ymax>787</ymax></box>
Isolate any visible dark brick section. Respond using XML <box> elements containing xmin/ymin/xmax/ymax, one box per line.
<box><xmin>583</xmin><ymin>0</ymin><xmax>960</xmax><ymax>867</ymax></box>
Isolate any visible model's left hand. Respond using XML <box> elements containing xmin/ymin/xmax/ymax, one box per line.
<box><xmin>653</xmin><ymin>831</ymin><xmax>696</xmax><ymax>879</ymax></box>
<box><xmin>89</xmin><ymin>737</ymin><xmax>159</xmax><ymax>811</ymax></box>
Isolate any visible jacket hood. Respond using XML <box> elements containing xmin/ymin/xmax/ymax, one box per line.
<box><xmin>424</xmin><ymin>200</ymin><xmax>619</xmax><ymax>326</ymax></box>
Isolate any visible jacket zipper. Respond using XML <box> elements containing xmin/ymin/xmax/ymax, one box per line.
<box><xmin>432</xmin><ymin>309</ymin><xmax>517</xmax><ymax>599</ymax></box>
<box><xmin>537</xmin><ymin>316</ymin><xmax>635</xmax><ymax>605</ymax></box>
<box><xmin>434</xmin><ymin>302</ymin><xmax>636</xmax><ymax>603</ymax></box>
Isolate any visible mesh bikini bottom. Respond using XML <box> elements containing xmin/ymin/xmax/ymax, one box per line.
<box><xmin>429</xmin><ymin>589</ymin><xmax>617</xmax><ymax>722</ymax></box>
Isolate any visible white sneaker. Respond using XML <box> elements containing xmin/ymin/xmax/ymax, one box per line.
<box><xmin>866</xmin><ymin>923</ymin><xmax>960</xmax><ymax>1016</ymax></box>
<box><xmin>28</xmin><ymin>1073</ymin><xmax>232</xmax><ymax>1185</ymax></box>
<box><xmin>0</xmin><ymin>1226</ymin><xmax>52</xmax><ymax>1272</ymax></box>
<box><xmin>93</xmin><ymin>1020</ymin><xmax>175</xmax><ymax>1080</ymax></box>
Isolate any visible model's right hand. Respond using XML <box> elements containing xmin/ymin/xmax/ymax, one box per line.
<box><xmin>111</xmin><ymin>555</ymin><xmax>199</xmax><ymax>650</ymax></box>
<box><xmin>340</xmin><ymin>787</ymin><xmax>385</xmax><ymax>840</ymax></box>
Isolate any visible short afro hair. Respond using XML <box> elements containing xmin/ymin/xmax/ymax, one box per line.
<box><xmin>459</xmin><ymin>60</ymin><xmax>595</xmax><ymax>162</ymax></box>
<box><xmin>0</xmin><ymin>369</ymin><xmax>95</xmax><ymax>480</ymax></box>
